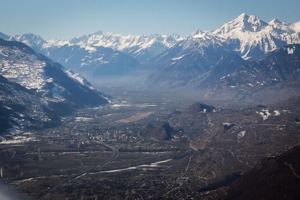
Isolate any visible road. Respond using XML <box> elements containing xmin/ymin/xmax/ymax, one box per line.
<box><xmin>94</xmin><ymin>140</ymin><xmax>119</xmax><ymax>168</ymax></box>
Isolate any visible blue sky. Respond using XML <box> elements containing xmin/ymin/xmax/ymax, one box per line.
<box><xmin>1</xmin><ymin>0</ymin><xmax>300</xmax><ymax>39</ymax></box>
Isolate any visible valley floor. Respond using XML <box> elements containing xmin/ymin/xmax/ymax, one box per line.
<box><xmin>0</xmin><ymin>87</ymin><xmax>300</xmax><ymax>199</ymax></box>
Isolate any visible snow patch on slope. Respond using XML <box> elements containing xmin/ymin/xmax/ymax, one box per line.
<box><xmin>237</xmin><ymin>131</ymin><xmax>246</xmax><ymax>139</ymax></box>
<box><xmin>0</xmin><ymin>46</ymin><xmax>48</xmax><ymax>90</ymax></box>
<box><xmin>287</xmin><ymin>47</ymin><xmax>295</xmax><ymax>54</ymax></box>
<box><xmin>65</xmin><ymin>70</ymin><xmax>94</xmax><ymax>90</ymax></box>
<box><xmin>257</xmin><ymin>109</ymin><xmax>271</xmax><ymax>120</ymax></box>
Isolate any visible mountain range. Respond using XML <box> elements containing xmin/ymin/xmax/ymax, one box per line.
<box><xmin>2</xmin><ymin>32</ymin><xmax>183</xmax><ymax>78</ymax></box>
<box><xmin>1</xmin><ymin>13</ymin><xmax>300</xmax><ymax>81</ymax></box>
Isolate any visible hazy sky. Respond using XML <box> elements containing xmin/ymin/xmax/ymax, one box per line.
<box><xmin>1</xmin><ymin>0</ymin><xmax>300</xmax><ymax>39</ymax></box>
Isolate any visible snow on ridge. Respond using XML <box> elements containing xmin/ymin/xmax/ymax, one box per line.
<box><xmin>292</xmin><ymin>21</ymin><xmax>300</xmax><ymax>32</ymax></box>
<box><xmin>65</xmin><ymin>70</ymin><xmax>86</xmax><ymax>85</ymax></box>
<box><xmin>64</xmin><ymin>70</ymin><xmax>94</xmax><ymax>90</ymax></box>
<box><xmin>171</xmin><ymin>55</ymin><xmax>185</xmax><ymax>61</ymax></box>
<box><xmin>43</xmin><ymin>39</ymin><xmax>72</xmax><ymax>48</ymax></box>
<box><xmin>268</xmin><ymin>18</ymin><xmax>282</xmax><ymax>25</ymax></box>
<box><xmin>84</xmin><ymin>46</ymin><xmax>97</xmax><ymax>53</ymax></box>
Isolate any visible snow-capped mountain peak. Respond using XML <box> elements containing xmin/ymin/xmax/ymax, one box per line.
<box><xmin>247</xmin><ymin>15</ymin><xmax>267</xmax><ymax>28</ymax></box>
<box><xmin>268</xmin><ymin>18</ymin><xmax>282</xmax><ymax>25</ymax></box>
<box><xmin>21</xmin><ymin>31</ymin><xmax>184</xmax><ymax>64</ymax></box>
<box><xmin>267</xmin><ymin>18</ymin><xmax>293</xmax><ymax>32</ymax></box>
<box><xmin>190</xmin><ymin>30</ymin><xmax>209</xmax><ymax>39</ymax></box>
<box><xmin>14</xmin><ymin>33</ymin><xmax>45</xmax><ymax>43</ymax></box>
<box><xmin>210</xmin><ymin>13</ymin><xmax>300</xmax><ymax>60</ymax></box>
<box><xmin>13</xmin><ymin>33</ymin><xmax>46</xmax><ymax>50</ymax></box>
<box><xmin>292</xmin><ymin>21</ymin><xmax>300</xmax><ymax>32</ymax></box>
<box><xmin>214</xmin><ymin>13</ymin><xmax>267</xmax><ymax>35</ymax></box>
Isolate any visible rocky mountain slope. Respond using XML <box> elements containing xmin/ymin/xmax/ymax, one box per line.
<box><xmin>216</xmin><ymin>44</ymin><xmax>300</xmax><ymax>89</ymax></box>
<box><xmin>145</xmin><ymin>44</ymin><xmax>300</xmax><ymax>105</ymax></box>
<box><xmin>223</xmin><ymin>144</ymin><xmax>300</xmax><ymax>200</ymax></box>
<box><xmin>0</xmin><ymin>75</ymin><xmax>60</xmax><ymax>135</ymax></box>
<box><xmin>0</xmin><ymin>74</ymin><xmax>60</xmax><ymax>136</ymax></box>
<box><xmin>0</xmin><ymin>39</ymin><xmax>109</xmax><ymax>135</ymax></box>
